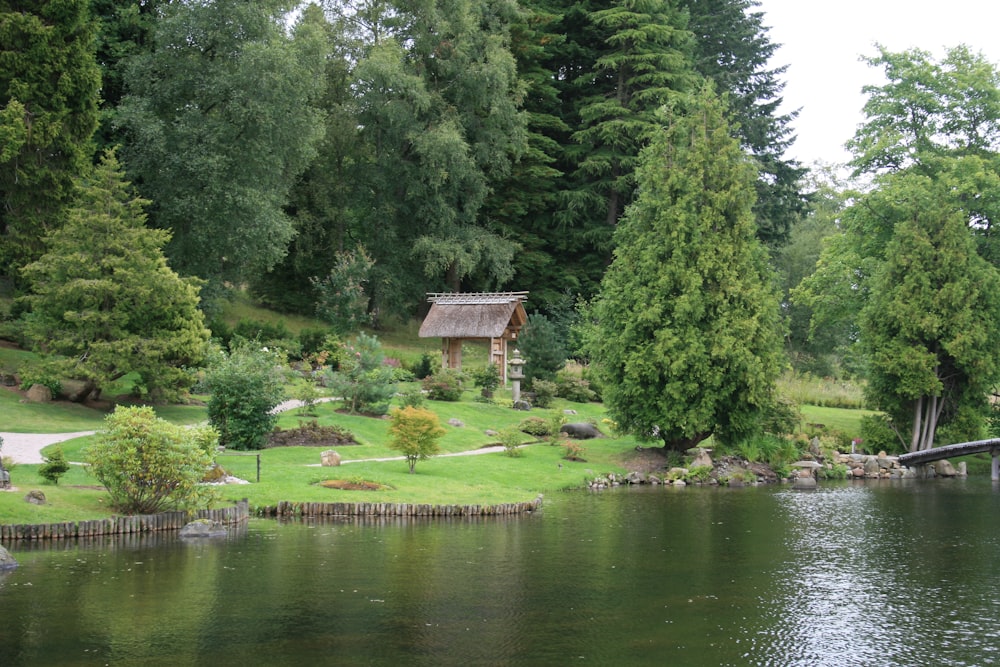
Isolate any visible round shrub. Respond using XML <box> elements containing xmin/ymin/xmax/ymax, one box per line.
<box><xmin>423</xmin><ymin>369</ymin><xmax>465</xmax><ymax>401</ymax></box>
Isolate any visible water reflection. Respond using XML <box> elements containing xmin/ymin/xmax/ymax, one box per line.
<box><xmin>2</xmin><ymin>482</ymin><xmax>999</xmax><ymax>666</ymax></box>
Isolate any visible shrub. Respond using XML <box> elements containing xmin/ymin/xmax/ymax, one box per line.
<box><xmin>473</xmin><ymin>364</ymin><xmax>502</xmax><ymax>399</ymax></box>
<box><xmin>326</xmin><ymin>332</ymin><xmax>397</xmax><ymax>415</ymax></box>
<box><xmin>423</xmin><ymin>368</ymin><xmax>465</xmax><ymax>401</ymax></box>
<box><xmin>519</xmin><ymin>312</ymin><xmax>567</xmax><ymax>385</ymax></box>
<box><xmin>554</xmin><ymin>371</ymin><xmax>596</xmax><ymax>403</ymax></box>
<box><xmin>18</xmin><ymin>364</ymin><xmax>61</xmax><ymax>396</ymax></box>
<box><xmin>294</xmin><ymin>379</ymin><xmax>322</xmax><ymax>416</ymax></box>
<box><xmin>231</xmin><ymin>318</ymin><xmax>298</xmax><ymax>356</ymax></box>
<box><xmin>531</xmin><ymin>379</ymin><xmax>556</xmax><ymax>408</ymax></box>
<box><xmin>761</xmin><ymin>394</ymin><xmax>802</xmax><ymax>436</ymax></box>
<box><xmin>497</xmin><ymin>427</ymin><xmax>523</xmax><ymax>457</ymax></box>
<box><xmin>518</xmin><ymin>416</ymin><xmax>552</xmax><ymax>437</ymax></box>
<box><xmin>387</xmin><ymin>406</ymin><xmax>447</xmax><ymax>473</ymax></box>
<box><xmin>39</xmin><ymin>446</ymin><xmax>71</xmax><ymax>485</ymax></box>
<box><xmin>410</xmin><ymin>352</ymin><xmax>437</xmax><ymax>380</ymax></box>
<box><xmin>860</xmin><ymin>413</ymin><xmax>903</xmax><ymax>454</ymax></box>
<box><xmin>206</xmin><ymin>344</ymin><xmax>287</xmax><ymax>450</ymax></box>
<box><xmin>85</xmin><ymin>406</ymin><xmax>218</xmax><ymax>514</ymax></box>
<box><xmin>561</xmin><ymin>439</ymin><xmax>586</xmax><ymax>461</ymax></box>
<box><xmin>684</xmin><ymin>465</ymin><xmax>713</xmax><ymax>483</ymax></box>
<box><xmin>398</xmin><ymin>387</ymin><xmax>425</xmax><ymax>408</ymax></box>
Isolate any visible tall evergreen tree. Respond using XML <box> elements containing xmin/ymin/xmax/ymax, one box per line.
<box><xmin>685</xmin><ymin>0</ymin><xmax>806</xmax><ymax>247</ymax></box>
<box><xmin>589</xmin><ymin>86</ymin><xmax>782</xmax><ymax>450</ymax></box>
<box><xmin>21</xmin><ymin>150</ymin><xmax>210</xmax><ymax>402</ymax></box>
<box><xmin>117</xmin><ymin>0</ymin><xmax>327</xmax><ymax>296</ymax></box>
<box><xmin>567</xmin><ymin>0</ymin><xmax>695</xmax><ymax>245</ymax></box>
<box><xmin>0</xmin><ymin>0</ymin><xmax>101</xmax><ymax>278</ymax></box>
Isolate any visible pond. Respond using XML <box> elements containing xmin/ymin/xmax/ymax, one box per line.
<box><xmin>3</xmin><ymin>479</ymin><xmax>1000</xmax><ymax>666</ymax></box>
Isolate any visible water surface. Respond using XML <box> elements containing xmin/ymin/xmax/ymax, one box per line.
<box><xmin>3</xmin><ymin>480</ymin><xmax>999</xmax><ymax>666</ymax></box>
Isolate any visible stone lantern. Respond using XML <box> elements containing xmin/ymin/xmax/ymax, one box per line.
<box><xmin>508</xmin><ymin>348</ymin><xmax>525</xmax><ymax>405</ymax></box>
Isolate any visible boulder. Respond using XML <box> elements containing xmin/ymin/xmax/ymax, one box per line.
<box><xmin>863</xmin><ymin>456</ymin><xmax>881</xmax><ymax>477</ymax></box>
<box><xmin>0</xmin><ymin>545</ymin><xmax>17</xmax><ymax>571</ymax></box>
<box><xmin>24</xmin><ymin>490</ymin><xmax>46</xmax><ymax>505</ymax></box>
<box><xmin>447</xmin><ymin>418</ymin><xmax>465</xmax><ymax>428</ymax></box>
<box><xmin>793</xmin><ymin>476</ymin><xmax>818</xmax><ymax>490</ymax></box>
<box><xmin>321</xmin><ymin>450</ymin><xmax>341</xmax><ymax>467</ymax></box>
<box><xmin>513</xmin><ymin>400</ymin><xmax>532</xmax><ymax>411</ymax></box>
<box><xmin>58</xmin><ymin>379</ymin><xmax>92</xmax><ymax>402</ymax></box>
<box><xmin>560</xmin><ymin>422</ymin><xmax>602</xmax><ymax>439</ymax></box>
<box><xmin>563</xmin><ymin>409</ymin><xmax>577</xmax><ymax>416</ymax></box>
<box><xmin>25</xmin><ymin>384</ymin><xmax>52</xmax><ymax>403</ymax></box>
<box><xmin>688</xmin><ymin>448</ymin><xmax>713</xmax><ymax>468</ymax></box>
<box><xmin>179</xmin><ymin>519</ymin><xmax>227</xmax><ymax>538</ymax></box>
<box><xmin>934</xmin><ymin>459</ymin><xmax>959</xmax><ymax>477</ymax></box>
<box><xmin>626</xmin><ymin>471</ymin><xmax>647</xmax><ymax>485</ymax></box>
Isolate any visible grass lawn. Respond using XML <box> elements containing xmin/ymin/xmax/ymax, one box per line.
<box><xmin>0</xmin><ymin>331</ymin><xmax>890</xmax><ymax>526</ymax></box>
<box><xmin>799</xmin><ymin>404</ymin><xmax>875</xmax><ymax>440</ymax></box>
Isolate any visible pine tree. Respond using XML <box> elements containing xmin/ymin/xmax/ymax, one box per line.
<box><xmin>589</xmin><ymin>86</ymin><xmax>782</xmax><ymax>450</ymax></box>
<box><xmin>685</xmin><ymin>0</ymin><xmax>807</xmax><ymax>247</ymax></box>
<box><xmin>0</xmin><ymin>0</ymin><xmax>101</xmax><ymax>278</ymax></box>
<box><xmin>21</xmin><ymin>150</ymin><xmax>210</xmax><ymax>402</ymax></box>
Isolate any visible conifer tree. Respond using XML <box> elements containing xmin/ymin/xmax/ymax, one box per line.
<box><xmin>21</xmin><ymin>150</ymin><xmax>209</xmax><ymax>402</ymax></box>
<box><xmin>589</xmin><ymin>86</ymin><xmax>782</xmax><ymax>450</ymax></box>
<box><xmin>0</xmin><ymin>0</ymin><xmax>101</xmax><ymax>277</ymax></box>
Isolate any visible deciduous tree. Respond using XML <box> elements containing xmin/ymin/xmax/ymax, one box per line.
<box><xmin>387</xmin><ymin>406</ymin><xmax>447</xmax><ymax>473</ymax></box>
<box><xmin>117</xmin><ymin>0</ymin><xmax>327</xmax><ymax>294</ymax></box>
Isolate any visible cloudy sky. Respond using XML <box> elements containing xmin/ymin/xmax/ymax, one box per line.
<box><xmin>756</xmin><ymin>0</ymin><xmax>1000</xmax><ymax>167</ymax></box>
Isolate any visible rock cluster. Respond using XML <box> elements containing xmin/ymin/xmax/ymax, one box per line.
<box><xmin>585</xmin><ymin>447</ymin><xmax>968</xmax><ymax>490</ymax></box>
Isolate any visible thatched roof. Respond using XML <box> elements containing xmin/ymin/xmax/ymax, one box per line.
<box><xmin>418</xmin><ymin>292</ymin><xmax>528</xmax><ymax>339</ymax></box>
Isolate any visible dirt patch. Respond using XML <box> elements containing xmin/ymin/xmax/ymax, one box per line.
<box><xmin>614</xmin><ymin>446</ymin><xmax>673</xmax><ymax>475</ymax></box>
<box><xmin>319</xmin><ymin>479</ymin><xmax>388</xmax><ymax>491</ymax></box>
<box><xmin>267</xmin><ymin>422</ymin><xmax>358</xmax><ymax>448</ymax></box>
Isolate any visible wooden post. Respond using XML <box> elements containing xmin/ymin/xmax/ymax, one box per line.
<box><xmin>992</xmin><ymin>448</ymin><xmax>999</xmax><ymax>481</ymax></box>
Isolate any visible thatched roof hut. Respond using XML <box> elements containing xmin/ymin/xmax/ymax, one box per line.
<box><xmin>418</xmin><ymin>292</ymin><xmax>528</xmax><ymax>381</ymax></box>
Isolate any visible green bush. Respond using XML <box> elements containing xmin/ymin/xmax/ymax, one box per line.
<box><xmin>398</xmin><ymin>387</ymin><xmax>425</xmax><ymax>408</ymax></box>
<box><xmin>39</xmin><ymin>446</ymin><xmax>70</xmax><ymax>484</ymax></box>
<box><xmin>85</xmin><ymin>406</ymin><xmax>218</xmax><ymax>514</ymax></box>
<box><xmin>410</xmin><ymin>352</ymin><xmax>437</xmax><ymax>380</ymax></box>
<box><xmin>531</xmin><ymin>379</ymin><xmax>556</xmax><ymax>408</ymax></box>
<box><xmin>518</xmin><ymin>416</ymin><xmax>552</xmax><ymax>437</ymax></box>
<box><xmin>423</xmin><ymin>368</ymin><xmax>465</xmax><ymax>401</ymax></box>
<box><xmin>554</xmin><ymin>371</ymin><xmax>596</xmax><ymax>403</ymax></box>
<box><xmin>206</xmin><ymin>344</ymin><xmax>287</xmax><ymax>450</ymax></box>
<box><xmin>684</xmin><ymin>465</ymin><xmax>713</xmax><ymax>483</ymax></box>
<box><xmin>860</xmin><ymin>413</ymin><xmax>902</xmax><ymax>454</ymax></box>
<box><xmin>519</xmin><ymin>312</ymin><xmax>567</xmax><ymax>385</ymax></box>
<box><xmin>18</xmin><ymin>364</ymin><xmax>61</xmax><ymax>396</ymax></box>
<box><xmin>473</xmin><ymin>364</ymin><xmax>502</xmax><ymax>399</ymax></box>
<box><xmin>326</xmin><ymin>332</ymin><xmax>397</xmax><ymax>415</ymax></box>
<box><xmin>497</xmin><ymin>427</ymin><xmax>523</xmax><ymax>457</ymax></box>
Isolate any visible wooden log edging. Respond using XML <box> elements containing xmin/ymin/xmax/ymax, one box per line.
<box><xmin>0</xmin><ymin>499</ymin><xmax>249</xmax><ymax>541</ymax></box>
<box><xmin>255</xmin><ymin>495</ymin><xmax>544</xmax><ymax>518</ymax></box>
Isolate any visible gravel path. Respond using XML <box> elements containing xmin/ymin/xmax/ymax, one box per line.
<box><xmin>0</xmin><ymin>432</ymin><xmax>97</xmax><ymax>465</ymax></box>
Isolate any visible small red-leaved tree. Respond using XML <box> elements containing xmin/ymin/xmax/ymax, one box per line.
<box><xmin>387</xmin><ymin>407</ymin><xmax>446</xmax><ymax>473</ymax></box>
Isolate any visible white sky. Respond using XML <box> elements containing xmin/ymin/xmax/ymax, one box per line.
<box><xmin>756</xmin><ymin>0</ymin><xmax>1000</xmax><ymax>168</ymax></box>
